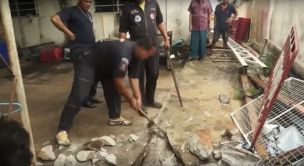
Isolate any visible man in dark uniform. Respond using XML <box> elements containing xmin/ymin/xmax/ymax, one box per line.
<box><xmin>56</xmin><ymin>37</ymin><xmax>156</xmax><ymax>146</ymax></box>
<box><xmin>119</xmin><ymin>0</ymin><xmax>170</xmax><ymax>114</ymax></box>
<box><xmin>211</xmin><ymin>0</ymin><xmax>237</xmax><ymax>50</ymax></box>
<box><xmin>51</xmin><ymin>0</ymin><xmax>102</xmax><ymax>108</ymax></box>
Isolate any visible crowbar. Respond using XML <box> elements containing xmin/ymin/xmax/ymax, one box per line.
<box><xmin>166</xmin><ymin>51</ymin><xmax>183</xmax><ymax>107</ymax></box>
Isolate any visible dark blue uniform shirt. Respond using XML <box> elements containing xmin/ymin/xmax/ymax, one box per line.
<box><xmin>57</xmin><ymin>6</ymin><xmax>95</xmax><ymax>49</ymax></box>
<box><xmin>214</xmin><ymin>4</ymin><xmax>236</xmax><ymax>31</ymax></box>
<box><xmin>85</xmin><ymin>40</ymin><xmax>140</xmax><ymax>79</ymax></box>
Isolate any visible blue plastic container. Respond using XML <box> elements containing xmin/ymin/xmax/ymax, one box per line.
<box><xmin>0</xmin><ymin>42</ymin><xmax>9</xmax><ymax>69</ymax></box>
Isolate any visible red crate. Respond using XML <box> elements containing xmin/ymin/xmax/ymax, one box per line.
<box><xmin>40</xmin><ymin>47</ymin><xmax>63</xmax><ymax>62</ymax></box>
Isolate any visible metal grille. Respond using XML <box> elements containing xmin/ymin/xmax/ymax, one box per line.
<box><xmin>231</xmin><ymin>77</ymin><xmax>304</xmax><ymax>165</ymax></box>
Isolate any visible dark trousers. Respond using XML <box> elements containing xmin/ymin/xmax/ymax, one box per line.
<box><xmin>139</xmin><ymin>46</ymin><xmax>160</xmax><ymax>104</ymax></box>
<box><xmin>58</xmin><ymin>53</ymin><xmax>121</xmax><ymax>131</ymax></box>
<box><xmin>70</xmin><ymin>48</ymin><xmax>98</xmax><ymax>102</ymax></box>
<box><xmin>212</xmin><ymin>30</ymin><xmax>229</xmax><ymax>47</ymax></box>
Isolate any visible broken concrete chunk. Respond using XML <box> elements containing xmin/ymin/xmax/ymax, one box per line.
<box><xmin>100</xmin><ymin>148</ymin><xmax>107</xmax><ymax>152</ymax></box>
<box><xmin>110</xmin><ymin>135</ymin><xmax>116</xmax><ymax>140</ymax></box>
<box><xmin>105</xmin><ymin>154</ymin><xmax>117</xmax><ymax>165</ymax></box>
<box><xmin>99</xmin><ymin>136</ymin><xmax>116</xmax><ymax>146</ymax></box>
<box><xmin>129</xmin><ymin>134</ymin><xmax>139</xmax><ymax>142</ymax></box>
<box><xmin>36</xmin><ymin>162</ymin><xmax>44</xmax><ymax>166</ymax></box>
<box><xmin>59</xmin><ymin>146</ymin><xmax>66</xmax><ymax>150</ymax></box>
<box><xmin>91</xmin><ymin>137</ymin><xmax>99</xmax><ymax>141</ymax></box>
<box><xmin>219</xmin><ymin>93</ymin><xmax>230</xmax><ymax>104</ymax></box>
<box><xmin>76</xmin><ymin>150</ymin><xmax>96</xmax><ymax>162</ymax></box>
<box><xmin>230</xmin><ymin>129</ymin><xmax>239</xmax><ymax>135</ymax></box>
<box><xmin>221</xmin><ymin>144</ymin><xmax>261</xmax><ymax>166</ymax></box>
<box><xmin>65</xmin><ymin>155</ymin><xmax>77</xmax><ymax>166</ymax></box>
<box><xmin>213</xmin><ymin>150</ymin><xmax>221</xmax><ymax>160</ymax></box>
<box><xmin>84</xmin><ymin>140</ymin><xmax>104</xmax><ymax>151</ymax></box>
<box><xmin>221</xmin><ymin>129</ymin><xmax>232</xmax><ymax>138</ymax></box>
<box><xmin>186</xmin><ymin>134</ymin><xmax>212</xmax><ymax>160</ymax></box>
<box><xmin>199</xmin><ymin>163</ymin><xmax>217</xmax><ymax>166</ymax></box>
<box><xmin>218</xmin><ymin>159</ymin><xmax>222</xmax><ymax>166</ymax></box>
<box><xmin>97</xmin><ymin>151</ymin><xmax>109</xmax><ymax>159</ymax></box>
<box><xmin>231</xmin><ymin>135</ymin><xmax>244</xmax><ymax>143</ymax></box>
<box><xmin>54</xmin><ymin>154</ymin><xmax>67</xmax><ymax>166</ymax></box>
<box><xmin>92</xmin><ymin>159</ymin><xmax>100</xmax><ymax>165</ymax></box>
<box><xmin>38</xmin><ymin>145</ymin><xmax>56</xmax><ymax>161</ymax></box>
<box><xmin>115</xmin><ymin>137</ymin><xmax>123</xmax><ymax>143</ymax></box>
<box><xmin>42</xmin><ymin>141</ymin><xmax>50</xmax><ymax>146</ymax></box>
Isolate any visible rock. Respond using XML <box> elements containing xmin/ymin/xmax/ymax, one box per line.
<box><xmin>162</xmin><ymin>157</ymin><xmax>175</xmax><ymax>166</ymax></box>
<box><xmin>231</xmin><ymin>135</ymin><xmax>244</xmax><ymax>143</ymax></box>
<box><xmin>76</xmin><ymin>150</ymin><xmax>96</xmax><ymax>162</ymax></box>
<box><xmin>37</xmin><ymin>145</ymin><xmax>56</xmax><ymax>161</ymax></box>
<box><xmin>221</xmin><ymin>129</ymin><xmax>232</xmax><ymax>138</ymax></box>
<box><xmin>186</xmin><ymin>134</ymin><xmax>212</xmax><ymax>160</ymax></box>
<box><xmin>221</xmin><ymin>144</ymin><xmax>261</xmax><ymax>166</ymax></box>
<box><xmin>105</xmin><ymin>154</ymin><xmax>117</xmax><ymax>165</ymax></box>
<box><xmin>91</xmin><ymin>137</ymin><xmax>99</xmax><ymax>141</ymax></box>
<box><xmin>115</xmin><ymin>137</ymin><xmax>123</xmax><ymax>143</ymax></box>
<box><xmin>98</xmin><ymin>151</ymin><xmax>109</xmax><ymax>159</ymax></box>
<box><xmin>230</xmin><ymin>129</ymin><xmax>239</xmax><ymax>135</ymax></box>
<box><xmin>100</xmin><ymin>148</ymin><xmax>107</xmax><ymax>152</ymax></box>
<box><xmin>110</xmin><ymin>135</ymin><xmax>116</xmax><ymax>140</ymax></box>
<box><xmin>59</xmin><ymin>146</ymin><xmax>66</xmax><ymax>150</ymax></box>
<box><xmin>99</xmin><ymin>136</ymin><xmax>116</xmax><ymax>146</ymax></box>
<box><xmin>54</xmin><ymin>154</ymin><xmax>67</xmax><ymax>166</ymax></box>
<box><xmin>213</xmin><ymin>150</ymin><xmax>221</xmax><ymax>160</ymax></box>
<box><xmin>84</xmin><ymin>140</ymin><xmax>104</xmax><ymax>151</ymax></box>
<box><xmin>42</xmin><ymin>141</ymin><xmax>50</xmax><ymax>146</ymax></box>
<box><xmin>219</xmin><ymin>93</ymin><xmax>230</xmax><ymax>104</ymax></box>
<box><xmin>129</xmin><ymin>134</ymin><xmax>139</xmax><ymax>142</ymax></box>
<box><xmin>65</xmin><ymin>155</ymin><xmax>77</xmax><ymax>166</ymax></box>
<box><xmin>36</xmin><ymin>162</ymin><xmax>44</xmax><ymax>166</ymax></box>
<box><xmin>218</xmin><ymin>159</ymin><xmax>222</xmax><ymax>166</ymax></box>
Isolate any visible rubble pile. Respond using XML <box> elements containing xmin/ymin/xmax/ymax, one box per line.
<box><xmin>37</xmin><ymin>133</ymin><xmax>140</xmax><ymax>166</ymax></box>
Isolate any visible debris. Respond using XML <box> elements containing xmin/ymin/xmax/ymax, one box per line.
<box><xmin>98</xmin><ymin>151</ymin><xmax>109</xmax><ymax>159</ymax></box>
<box><xmin>91</xmin><ymin>137</ymin><xmax>99</xmax><ymax>141</ymax></box>
<box><xmin>221</xmin><ymin>144</ymin><xmax>261</xmax><ymax>166</ymax></box>
<box><xmin>76</xmin><ymin>150</ymin><xmax>96</xmax><ymax>162</ymax></box>
<box><xmin>100</xmin><ymin>148</ymin><xmax>107</xmax><ymax>152</ymax></box>
<box><xmin>37</xmin><ymin>145</ymin><xmax>56</xmax><ymax>161</ymax></box>
<box><xmin>99</xmin><ymin>136</ymin><xmax>116</xmax><ymax>146</ymax></box>
<box><xmin>92</xmin><ymin>159</ymin><xmax>100</xmax><ymax>165</ymax></box>
<box><xmin>221</xmin><ymin>129</ymin><xmax>232</xmax><ymax>138</ymax></box>
<box><xmin>36</xmin><ymin>162</ymin><xmax>43</xmax><ymax>166</ymax></box>
<box><xmin>186</xmin><ymin>134</ymin><xmax>212</xmax><ymax>160</ymax></box>
<box><xmin>54</xmin><ymin>154</ymin><xmax>67</xmax><ymax>166</ymax></box>
<box><xmin>230</xmin><ymin>129</ymin><xmax>239</xmax><ymax>135</ymax></box>
<box><xmin>110</xmin><ymin>135</ymin><xmax>116</xmax><ymax>140</ymax></box>
<box><xmin>219</xmin><ymin>93</ymin><xmax>230</xmax><ymax>104</ymax></box>
<box><xmin>218</xmin><ymin>159</ymin><xmax>222</xmax><ymax>166</ymax></box>
<box><xmin>231</xmin><ymin>135</ymin><xmax>244</xmax><ymax>143</ymax></box>
<box><xmin>115</xmin><ymin>137</ymin><xmax>123</xmax><ymax>143</ymax></box>
<box><xmin>84</xmin><ymin>140</ymin><xmax>104</xmax><ymax>151</ymax></box>
<box><xmin>162</xmin><ymin>154</ymin><xmax>177</xmax><ymax>166</ymax></box>
<box><xmin>129</xmin><ymin>134</ymin><xmax>139</xmax><ymax>142</ymax></box>
<box><xmin>187</xmin><ymin>117</ymin><xmax>193</xmax><ymax>121</ymax></box>
<box><xmin>59</xmin><ymin>146</ymin><xmax>66</xmax><ymax>150</ymax></box>
<box><xmin>213</xmin><ymin>150</ymin><xmax>221</xmax><ymax>160</ymax></box>
<box><xmin>65</xmin><ymin>155</ymin><xmax>77</xmax><ymax>166</ymax></box>
<box><xmin>200</xmin><ymin>163</ymin><xmax>217</xmax><ymax>166</ymax></box>
<box><xmin>42</xmin><ymin>141</ymin><xmax>50</xmax><ymax>146</ymax></box>
<box><xmin>105</xmin><ymin>154</ymin><xmax>117</xmax><ymax>165</ymax></box>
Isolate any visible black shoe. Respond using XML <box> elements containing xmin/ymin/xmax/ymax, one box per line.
<box><xmin>83</xmin><ymin>100</ymin><xmax>97</xmax><ymax>108</ymax></box>
<box><xmin>186</xmin><ymin>57</ymin><xmax>196</xmax><ymax>62</ymax></box>
<box><xmin>146</xmin><ymin>101</ymin><xmax>163</xmax><ymax>109</ymax></box>
<box><xmin>198</xmin><ymin>57</ymin><xmax>204</xmax><ymax>61</ymax></box>
<box><xmin>89</xmin><ymin>97</ymin><xmax>103</xmax><ymax>104</ymax></box>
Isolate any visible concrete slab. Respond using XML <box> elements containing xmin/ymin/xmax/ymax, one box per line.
<box><xmin>0</xmin><ymin>60</ymin><xmax>184</xmax><ymax>165</ymax></box>
<box><xmin>163</xmin><ymin>58</ymin><xmax>242</xmax><ymax>165</ymax></box>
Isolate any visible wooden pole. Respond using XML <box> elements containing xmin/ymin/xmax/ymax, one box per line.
<box><xmin>0</xmin><ymin>0</ymin><xmax>36</xmax><ymax>163</ymax></box>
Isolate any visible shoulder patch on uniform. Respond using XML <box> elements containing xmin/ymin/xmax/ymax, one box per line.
<box><xmin>119</xmin><ymin>58</ymin><xmax>129</xmax><ymax>72</ymax></box>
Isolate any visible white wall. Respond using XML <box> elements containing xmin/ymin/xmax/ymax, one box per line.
<box><xmin>10</xmin><ymin>0</ymin><xmax>218</xmax><ymax>48</ymax></box>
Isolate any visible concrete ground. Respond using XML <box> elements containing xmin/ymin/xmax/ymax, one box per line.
<box><xmin>0</xmin><ymin>59</ymin><xmax>184</xmax><ymax>165</ymax></box>
<box><xmin>158</xmin><ymin>56</ymin><xmax>242</xmax><ymax>165</ymax></box>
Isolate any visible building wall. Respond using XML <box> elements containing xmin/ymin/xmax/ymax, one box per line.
<box><xmin>236</xmin><ymin>0</ymin><xmax>304</xmax><ymax>77</ymax></box>
<box><xmin>10</xmin><ymin>0</ymin><xmax>219</xmax><ymax>48</ymax></box>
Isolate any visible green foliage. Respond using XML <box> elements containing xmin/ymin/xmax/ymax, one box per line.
<box><xmin>234</xmin><ymin>87</ymin><xmax>245</xmax><ymax>100</ymax></box>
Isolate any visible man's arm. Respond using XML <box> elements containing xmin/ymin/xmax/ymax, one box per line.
<box><xmin>50</xmin><ymin>9</ymin><xmax>74</xmax><ymax>38</ymax></box>
<box><xmin>231</xmin><ymin>6</ymin><xmax>238</xmax><ymax>20</ymax></box>
<box><xmin>207</xmin><ymin>0</ymin><xmax>214</xmax><ymax>29</ymax></box>
<box><xmin>119</xmin><ymin>5</ymin><xmax>129</xmax><ymax>39</ymax></box>
<box><xmin>155</xmin><ymin>2</ymin><xmax>169</xmax><ymax>40</ymax></box>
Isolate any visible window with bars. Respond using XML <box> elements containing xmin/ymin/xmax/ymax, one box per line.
<box><xmin>9</xmin><ymin>0</ymin><xmax>38</xmax><ymax>17</ymax></box>
<box><xmin>94</xmin><ymin>0</ymin><xmax>130</xmax><ymax>13</ymax></box>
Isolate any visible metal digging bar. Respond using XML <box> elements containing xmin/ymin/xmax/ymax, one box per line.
<box><xmin>166</xmin><ymin>51</ymin><xmax>183</xmax><ymax>107</ymax></box>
